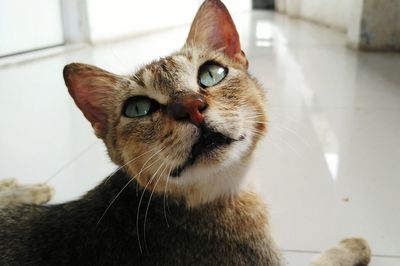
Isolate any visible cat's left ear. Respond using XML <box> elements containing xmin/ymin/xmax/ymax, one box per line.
<box><xmin>185</xmin><ymin>0</ymin><xmax>248</xmax><ymax>68</ymax></box>
<box><xmin>63</xmin><ymin>63</ymin><xmax>119</xmax><ymax>138</ymax></box>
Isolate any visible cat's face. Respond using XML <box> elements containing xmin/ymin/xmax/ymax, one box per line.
<box><xmin>63</xmin><ymin>0</ymin><xmax>267</xmax><ymax>206</ymax></box>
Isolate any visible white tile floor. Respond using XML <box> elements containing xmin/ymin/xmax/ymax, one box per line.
<box><xmin>1</xmin><ymin>10</ymin><xmax>399</xmax><ymax>265</ymax></box>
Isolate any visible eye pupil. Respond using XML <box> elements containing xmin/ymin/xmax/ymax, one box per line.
<box><xmin>199</xmin><ymin>62</ymin><xmax>227</xmax><ymax>88</ymax></box>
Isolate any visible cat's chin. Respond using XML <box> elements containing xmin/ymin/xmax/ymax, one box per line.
<box><xmin>170</xmin><ymin>125</ymin><xmax>239</xmax><ymax>177</ymax></box>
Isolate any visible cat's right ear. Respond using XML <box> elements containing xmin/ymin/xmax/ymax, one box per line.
<box><xmin>186</xmin><ymin>0</ymin><xmax>248</xmax><ymax>68</ymax></box>
<box><xmin>63</xmin><ymin>63</ymin><xmax>119</xmax><ymax>138</ymax></box>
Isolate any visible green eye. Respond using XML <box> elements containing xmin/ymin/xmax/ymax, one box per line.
<box><xmin>198</xmin><ymin>62</ymin><xmax>227</xmax><ymax>88</ymax></box>
<box><xmin>123</xmin><ymin>96</ymin><xmax>159</xmax><ymax>118</ymax></box>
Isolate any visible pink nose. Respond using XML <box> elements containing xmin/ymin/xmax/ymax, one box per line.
<box><xmin>167</xmin><ymin>95</ymin><xmax>208</xmax><ymax>126</ymax></box>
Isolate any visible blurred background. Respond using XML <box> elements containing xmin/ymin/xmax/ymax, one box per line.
<box><xmin>0</xmin><ymin>0</ymin><xmax>254</xmax><ymax>57</ymax></box>
<box><xmin>0</xmin><ymin>0</ymin><xmax>399</xmax><ymax>265</ymax></box>
<box><xmin>1</xmin><ymin>0</ymin><xmax>399</xmax><ymax>58</ymax></box>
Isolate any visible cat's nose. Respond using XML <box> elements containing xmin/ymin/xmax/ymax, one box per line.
<box><xmin>167</xmin><ymin>95</ymin><xmax>208</xmax><ymax>126</ymax></box>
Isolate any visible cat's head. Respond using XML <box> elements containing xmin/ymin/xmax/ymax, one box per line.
<box><xmin>63</xmin><ymin>0</ymin><xmax>267</xmax><ymax>206</ymax></box>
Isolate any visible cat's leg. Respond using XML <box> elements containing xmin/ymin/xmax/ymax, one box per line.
<box><xmin>0</xmin><ymin>178</ymin><xmax>18</xmax><ymax>189</ymax></box>
<box><xmin>310</xmin><ymin>238</ymin><xmax>371</xmax><ymax>266</ymax></box>
<box><xmin>0</xmin><ymin>183</ymin><xmax>53</xmax><ymax>207</ymax></box>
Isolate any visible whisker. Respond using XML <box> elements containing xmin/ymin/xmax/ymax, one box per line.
<box><xmin>163</xmin><ymin>165</ymin><xmax>173</xmax><ymax>227</ymax></box>
<box><xmin>244</xmin><ymin>115</ymin><xmax>266</xmax><ymax>120</ymax></box>
<box><xmin>104</xmin><ymin>145</ymin><xmax>160</xmax><ymax>183</ymax></box>
<box><xmin>269</xmin><ymin>112</ymin><xmax>303</xmax><ymax>127</ymax></box>
<box><xmin>268</xmin><ymin>134</ymin><xmax>302</xmax><ymax>158</ymax></box>
<box><xmin>246</xmin><ymin>117</ymin><xmax>308</xmax><ymax>148</ymax></box>
<box><xmin>241</xmin><ymin>127</ymin><xmax>266</xmax><ymax>138</ymax></box>
<box><xmin>271</xmin><ymin>124</ymin><xmax>310</xmax><ymax>147</ymax></box>
<box><xmin>96</xmin><ymin>176</ymin><xmax>135</xmax><ymax>226</ymax></box>
<box><xmin>264</xmin><ymin>138</ymin><xmax>285</xmax><ymax>154</ymax></box>
<box><xmin>164</xmin><ymin>166</ymin><xmax>173</xmax><ymax>227</ymax></box>
<box><xmin>96</xmin><ymin>146</ymin><xmax>166</xmax><ymax>227</ymax></box>
<box><xmin>135</xmin><ymin>145</ymin><xmax>172</xmax><ymax>253</ymax></box>
<box><xmin>143</xmin><ymin>162</ymin><xmax>169</xmax><ymax>251</ymax></box>
<box><xmin>134</xmin><ymin>145</ymin><xmax>169</xmax><ymax>184</ymax></box>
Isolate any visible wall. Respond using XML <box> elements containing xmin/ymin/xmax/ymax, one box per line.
<box><xmin>85</xmin><ymin>0</ymin><xmax>251</xmax><ymax>43</ymax></box>
<box><xmin>277</xmin><ymin>0</ymin><xmax>400</xmax><ymax>51</ymax></box>
<box><xmin>300</xmin><ymin>0</ymin><xmax>352</xmax><ymax>31</ymax></box>
<box><xmin>347</xmin><ymin>0</ymin><xmax>364</xmax><ymax>47</ymax></box>
<box><xmin>0</xmin><ymin>0</ymin><xmax>64</xmax><ymax>56</ymax></box>
<box><xmin>276</xmin><ymin>0</ymin><xmax>353</xmax><ymax>32</ymax></box>
<box><xmin>60</xmin><ymin>0</ymin><xmax>90</xmax><ymax>44</ymax></box>
<box><xmin>354</xmin><ymin>0</ymin><xmax>400</xmax><ymax>50</ymax></box>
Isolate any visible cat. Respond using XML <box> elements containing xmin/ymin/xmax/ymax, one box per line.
<box><xmin>0</xmin><ymin>0</ymin><xmax>371</xmax><ymax>265</ymax></box>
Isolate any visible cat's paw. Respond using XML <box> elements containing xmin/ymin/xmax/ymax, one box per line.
<box><xmin>11</xmin><ymin>184</ymin><xmax>54</xmax><ymax>205</ymax></box>
<box><xmin>24</xmin><ymin>184</ymin><xmax>54</xmax><ymax>205</ymax></box>
<box><xmin>311</xmin><ymin>237</ymin><xmax>371</xmax><ymax>266</ymax></box>
<box><xmin>0</xmin><ymin>178</ymin><xmax>18</xmax><ymax>189</ymax></box>
<box><xmin>339</xmin><ymin>238</ymin><xmax>371</xmax><ymax>266</ymax></box>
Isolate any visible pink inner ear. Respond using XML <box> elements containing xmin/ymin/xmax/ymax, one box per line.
<box><xmin>71</xmin><ymin>84</ymin><xmax>108</xmax><ymax>134</ymax></box>
<box><xmin>186</xmin><ymin>0</ymin><xmax>246</xmax><ymax>65</ymax></box>
<box><xmin>208</xmin><ymin>4</ymin><xmax>241</xmax><ymax>57</ymax></box>
<box><xmin>63</xmin><ymin>63</ymin><xmax>117</xmax><ymax>138</ymax></box>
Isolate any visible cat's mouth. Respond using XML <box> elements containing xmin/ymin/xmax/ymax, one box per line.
<box><xmin>171</xmin><ymin>125</ymin><xmax>236</xmax><ymax>177</ymax></box>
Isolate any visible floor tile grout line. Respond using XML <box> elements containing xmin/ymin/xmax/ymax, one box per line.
<box><xmin>44</xmin><ymin>140</ymin><xmax>100</xmax><ymax>183</ymax></box>
<box><xmin>282</xmin><ymin>249</ymin><xmax>400</xmax><ymax>259</ymax></box>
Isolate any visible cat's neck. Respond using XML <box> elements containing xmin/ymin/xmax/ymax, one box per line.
<box><xmin>98</xmin><ymin>167</ymin><xmax>261</xmax><ymax>216</ymax></box>
<box><xmin>131</xmin><ymin>161</ymin><xmax>254</xmax><ymax>208</ymax></box>
<box><xmin>100</xmin><ymin>168</ymin><xmax>268</xmax><ymax>239</ymax></box>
